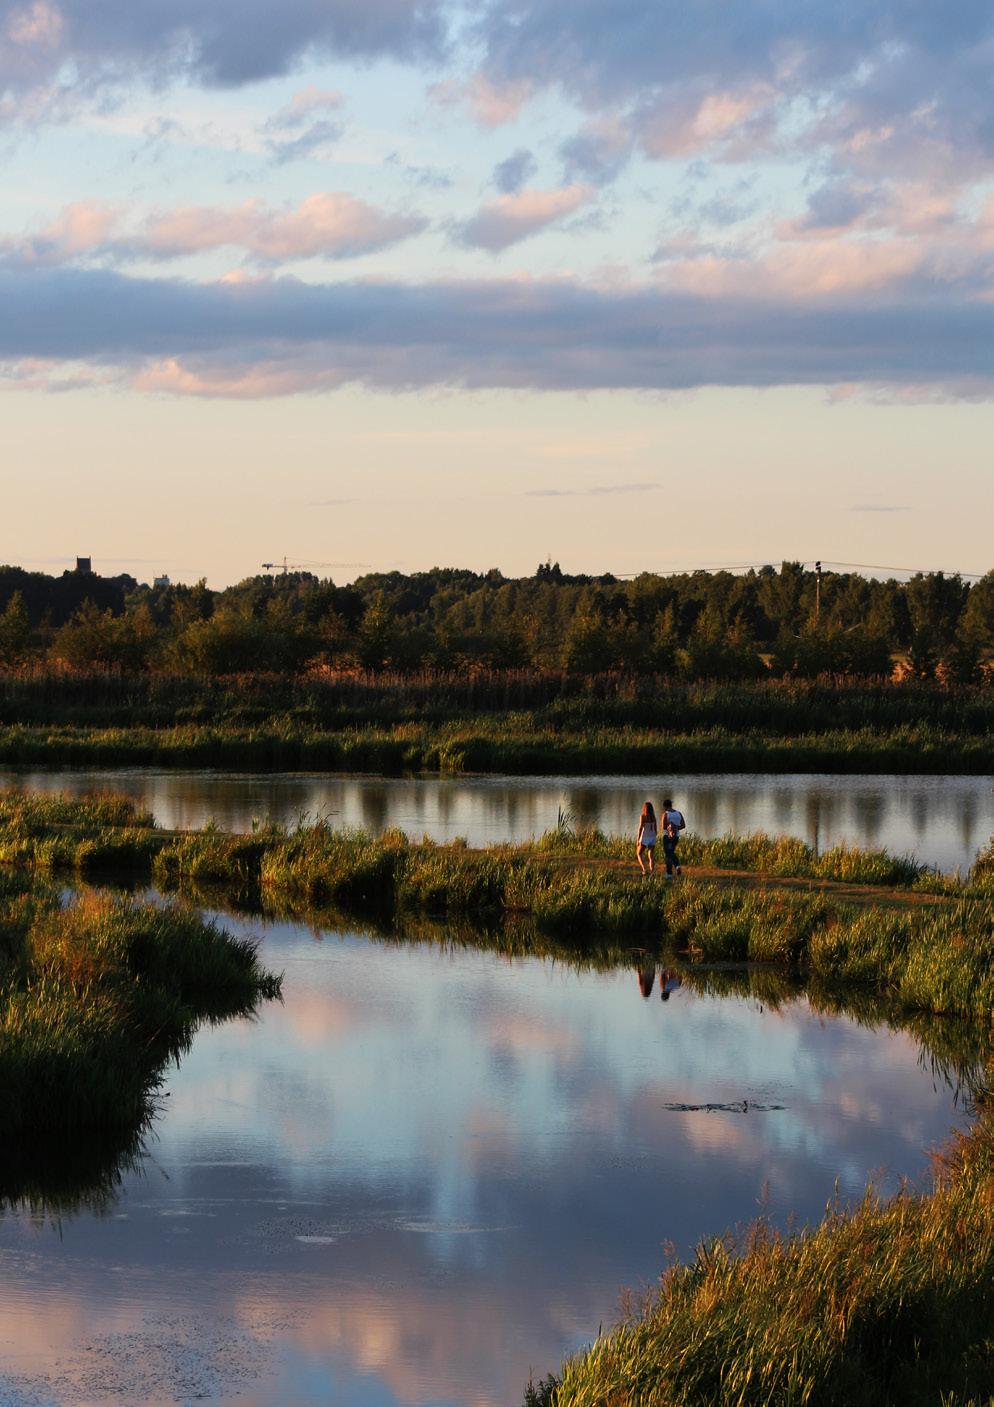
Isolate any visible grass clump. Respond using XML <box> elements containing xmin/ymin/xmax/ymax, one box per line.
<box><xmin>0</xmin><ymin>879</ymin><xmax>281</xmax><ymax>1141</ymax></box>
<box><xmin>0</xmin><ymin>787</ymin><xmax>160</xmax><ymax>874</ymax></box>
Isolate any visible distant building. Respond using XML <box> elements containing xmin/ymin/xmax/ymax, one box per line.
<box><xmin>153</xmin><ymin>574</ymin><xmax>171</xmax><ymax>589</ymax></box>
<box><xmin>75</xmin><ymin>556</ymin><xmax>92</xmax><ymax>574</ymax></box>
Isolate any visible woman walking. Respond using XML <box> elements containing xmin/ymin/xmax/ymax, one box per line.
<box><xmin>636</xmin><ymin>801</ymin><xmax>658</xmax><ymax>876</ymax></box>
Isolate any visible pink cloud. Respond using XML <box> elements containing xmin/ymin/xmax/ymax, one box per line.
<box><xmin>662</xmin><ymin>238</ymin><xmax>928</xmax><ymax>299</ymax></box>
<box><xmin>141</xmin><ymin>193</ymin><xmax>424</xmax><ymax>261</ymax></box>
<box><xmin>275</xmin><ymin>85</ymin><xmax>344</xmax><ymax>122</ymax></box>
<box><xmin>458</xmin><ymin>183</ymin><xmax>594</xmax><ymax>250</ymax></box>
<box><xmin>130</xmin><ymin>356</ymin><xmax>348</xmax><ymax>399</ymax></box>
<box><xmin>6</xmin><ymin>0</ymin><xmax>63</xmax><ymax>46</ymax></box>
<box><xmin>2</xmin><ymin>194</ymin><xmax>426</xmax><ymax>265</ymax></box>
<box><xmin>7</xmin><ymin>199</ymin><xmax>122</xmax><ymax>265</ymax></box>
<box><xmin>636</xmin><ymin>84</ymin><xmax>776</xmax><ymax>160</ymax></box>
<box><xmin>430</xmin><ymin>73</ymin><xmax>532</xmax><ymax>128</ymax></box>
<box><xmin>0</xmin><ymin>355</ymin><xmax>116</xmax><ymax>392</ymax></box>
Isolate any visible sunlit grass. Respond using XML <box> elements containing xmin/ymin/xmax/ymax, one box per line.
<box><xmin>539</xmin><ymin>1104</ymin><xmax>994</xmax><ymax>1407</ymax></box>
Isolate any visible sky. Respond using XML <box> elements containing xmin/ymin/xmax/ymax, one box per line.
<box><xmin>1</xmin><ymin>0</ymin><xmax>992</xmax><ymax>587</ymax></box>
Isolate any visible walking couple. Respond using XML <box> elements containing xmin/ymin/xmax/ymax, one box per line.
<box><xmin>636</xmin><ymin>798</ymin><xmax>685</xmax><ymax>877</ymax></box>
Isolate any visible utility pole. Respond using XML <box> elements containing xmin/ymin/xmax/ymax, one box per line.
<box><xmin>814</xmin><ymin>560</ymin><xmax>822</xmax><ymax>624</ymax></box>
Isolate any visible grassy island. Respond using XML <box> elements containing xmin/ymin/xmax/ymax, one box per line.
<box><xmin>1</xmin><ymin>788</ymin><xmax>993</xmax><ymax>1024</ymax></box>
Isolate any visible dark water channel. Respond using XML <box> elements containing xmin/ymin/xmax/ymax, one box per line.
<box><xmin>2</xmin><ymin>767</ymin><xmax>993</xmax><ymax>873</ymax></box>
<box><xmin>0</xmin><ymin>898</ymin><xmax>980</xmax><ymax>1407</ymax></box>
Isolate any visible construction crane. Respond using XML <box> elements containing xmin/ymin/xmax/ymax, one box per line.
<box><xmin>261</xmin><ymin>558</ymin><xmax>369</xmax><ymax>575</ymax></box>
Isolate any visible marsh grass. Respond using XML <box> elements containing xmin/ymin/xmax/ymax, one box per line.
<box><xmin>0</xmin><ymin>717</ymin><xmax>992</xmax><ymax>774</ymax></box>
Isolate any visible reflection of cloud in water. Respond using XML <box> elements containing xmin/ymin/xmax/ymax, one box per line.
<box><xmin>487</xmin><ymin>1012</ymin><xmax>581</xmax><ymax>1062</ymax></box>
<box><xmin>284</xmin><ymin>990</ymin><xmax>355</xmax><ymax>1046</ymax></box>
<box><xmin>0</xmin><ymin>916</ymin><xmax>976</xmax><ymax>1407</ymax></box>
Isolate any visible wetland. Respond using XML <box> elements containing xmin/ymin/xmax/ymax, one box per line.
<box><xmin>1</xmin><ymin>780</ymin><xmax>993</xmax><ymax>1406</ymax></box>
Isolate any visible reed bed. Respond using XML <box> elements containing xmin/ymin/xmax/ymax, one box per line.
<box><xmin>3</xmin><ymin>669</ymin><xmax>994</xmax><ymax>736</ymax></box>
<box><xmin>0</xmin><ymin>718</ymin><xmax>992</xmax><ymax>774</ymax></box>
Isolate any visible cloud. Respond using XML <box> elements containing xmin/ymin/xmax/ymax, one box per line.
<box><xmin>525</xmin><ymin>483</ymin><xmax>661</xmax><ymax>498</ymax></box>
<box><xmin>430</xmin><ymin>73</ymin><xmax>532</xmax><ymax>128</ymax></box>
<box><xmin>468</xmin><ymin>2</ymin><xmax>994</xmax><ymax>199</ymax></box>
<box><xmin>0</xmin><ymin>0</ymin><xmax>448</xmax><ymax>110</ymax></box>
<box><xmin>560</xmin><ymin>115</ymin><xmax>633</xmax><ymax>185</ymax></box>
<box><xmin>6</xmin><ymin>0</ymin><xmax>62</xmax><ymax>46</ymax></box>
<box><xmin>270</xmin><ymin>85</ymin><xmax>344</xmax><ymax>124</ymax></box>
<box><xmin>262</xmin><ymin>86</ymin><xmax>345</xmax><ymax>163</ymax></box>
<box><xmin>688</xmin><ymin>179</ymin><xmax>759</xmax><ymax>229</ymax></box>
<box><xmin>492</xmin><ymin>148</ymin><xmax>537</xmax><ymax>195</ymax></box>
<box><xmin>3</xmin><ymin>194</ymin><xmax>427</xmax><ymax>265</ymax></box>
<box><xmin>6</xmin><ymin>200</ymin><xmax>122</xmax><ymax>265</ymax></box>
<box><xmin>2</xmin><ymin>0</ymin><xmax>993</xmax><ymax>229</ymax></box>
<box><xmin>660</xmin><ymin>237</ymin><xmax>931</xmax><ymax>299</ymax></box>
<box><xmin>634</xmin><ymin>83</ymin><xmax>777</xmax><ymax>161</ymax></box>
<box><xmin>785</xmin><ymin>180</ymin><xmax>880</xmax><ymax>237</ymax></box>
<box><xmin>475</xmin><ymin>2</ymin><xmax>994</xmax><ymax>117</ymax></box>
<box><xmin>456</xmin><ymin>183</ymin><xmax>595</xmax><ymax>251</ymax></box>
<box><xmin>384</xmin><ymin>151</ymin><xmax>453</xmax><ymax>190</ymax></box>
<box><xmin>1</xmin><ymin>265</ymin><xmax>992</xmax><ymax>400</ymax></box>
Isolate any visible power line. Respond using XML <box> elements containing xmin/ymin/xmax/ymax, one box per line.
<box><xmin>818</xmin><ymin>560</ymin><xmax>987</xmax><ymax>580</ymax></box>
<box><xmin>609</xmin><ymin>560</ymin><xmax>988</xmax><ymax>581</ymax></box>
<box><xmin>611</xmin><ymin>562</ymin><xmax>773</xmax><ymax>578</ymax></box>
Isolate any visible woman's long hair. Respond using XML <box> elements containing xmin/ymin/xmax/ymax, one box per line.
<box><xmin>640</xmin><ymin>802</ymin><xmax>656</xmax><ymax>825</ymax></box>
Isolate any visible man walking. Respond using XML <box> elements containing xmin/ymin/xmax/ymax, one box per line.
<box><xmin>661</xmin><ymin>797</ymin><xmax>685</xmax><ymax>877</ymax></box>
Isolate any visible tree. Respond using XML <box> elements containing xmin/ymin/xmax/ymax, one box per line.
<box><xmin>561</xmin><ymin>607</ymin><xmax>614</xmax><ymax>672</ymax></box>
<box><xmin>770</xmin><ymin>624</ymin><xmax>892</xmax><ymax>678</ymax></box>
<box><xmin>960</xmin><ymin>572</ymin><xmax>994</xmax><ymax>652</ymax></box>
<box><xmin>50</xmin><ymin>602</ymin><xmax>127</xmax><ymax>669</ymax></box>
<box><xmin>678</xmin><ymin>611</ymin><xmax>764</xmax><ymax>680</ymax></box>
<box><xmin>0</xmin><ymin>591</ymin><xmax>32</xmax><ymax>665</ymax></box>
<box><xmin>354</xmin><ymin>592</ymin><xmax>398</xmax><ymax>670</ymax></box>
<box><xmin>169</xmin><ymin>607</ymin><xmax>272</xmax><ymax>674</ymax></box>
<box><xmin>905</xmin><ymin>573</ymin><xmax>968</xmax><ymax>655</ymax></box>
<box><xmin>938</xmin><ymin>631</ymin><xmax>982</xmax><ymax>686</ymax></box>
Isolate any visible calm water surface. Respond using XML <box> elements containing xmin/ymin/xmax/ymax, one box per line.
<box><xmin>2</xmin><ymin>767</ymin><xmax>993</xmax><ymax>872</ymax></box>
<box><xmin>0</xmin><ymin>907</ymin><xmax>974</xmax><ymax>1407</ymax></box>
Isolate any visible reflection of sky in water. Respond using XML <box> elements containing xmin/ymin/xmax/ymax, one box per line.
<box><xmin>0</xmin><ymin>914</ymin><xmax>972</xmax><ymax>1407</ymax></box>
<box><xmin>3</xmin><ymin>768</ymin><xmax>993</xmax><ymax>873</ymax></box>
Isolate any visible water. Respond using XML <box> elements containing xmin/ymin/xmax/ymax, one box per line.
<box><xmin>2</xmin><ymin>767</ymin><xmax>993</xmax><ymax>873</ymax></box>
<box><xmin>0</xmin><ymin>906</ymin><xmax>976</xmax><ymax>1407</ymax></box>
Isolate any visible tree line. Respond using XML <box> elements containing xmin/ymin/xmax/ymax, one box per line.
<box><xmin>0</xmin><ymin>560</ymin><xmax>991</xmax><ymax>680</ymax></box>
